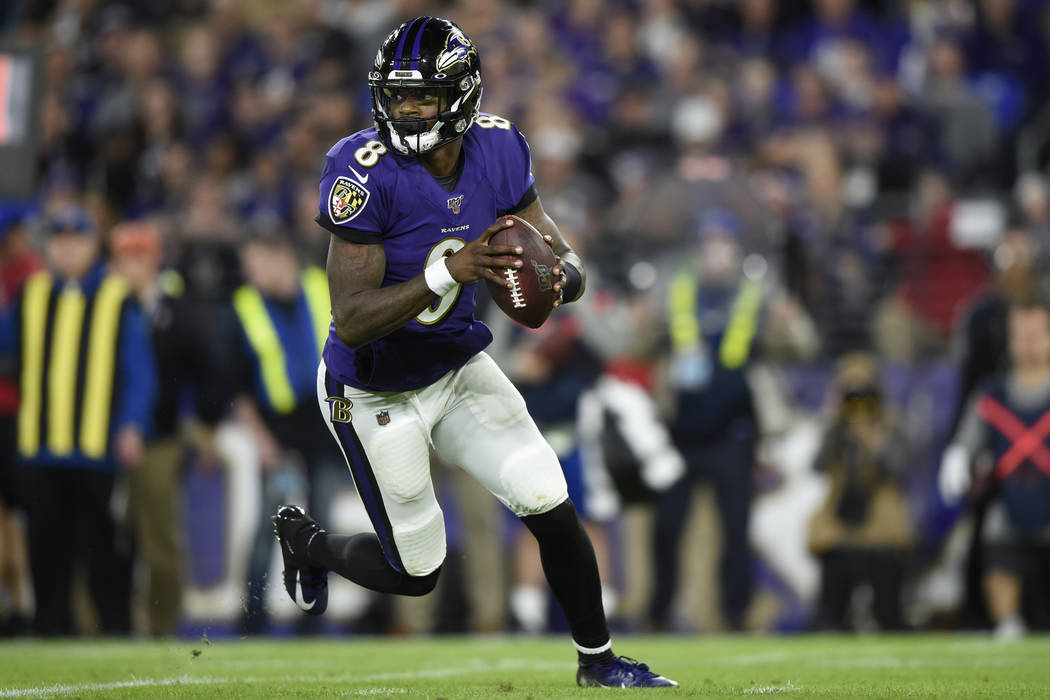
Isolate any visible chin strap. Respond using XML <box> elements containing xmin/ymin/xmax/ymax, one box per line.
<box><xmin>390</xmin><ymin>124</ymin><xmax>447</xmax><ymax>155</ymax></box>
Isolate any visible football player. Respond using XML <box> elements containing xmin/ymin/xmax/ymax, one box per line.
<box><xmin>273</xmin><ymin>17</ymin><xmax>676</xmax><ymax>688</ymax></box>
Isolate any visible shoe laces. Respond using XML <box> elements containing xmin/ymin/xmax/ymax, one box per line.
<box><xmin>614</xmin><ymin>657</ymin><xmax>652</xmax><ymax>675</ymax></box>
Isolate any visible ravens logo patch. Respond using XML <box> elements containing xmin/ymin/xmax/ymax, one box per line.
<box><xmin>328</xmin><ymin>176</ymin><xmax>370</xmax><ymax>224</ymax></box>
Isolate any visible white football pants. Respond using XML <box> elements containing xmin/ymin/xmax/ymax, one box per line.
<box><xmin>317</xmin><ymin>351</ymin><xmax>568</xmax><ymax>577</ymax></box>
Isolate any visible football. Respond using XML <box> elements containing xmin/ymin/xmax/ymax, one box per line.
<box><xmin>486</xmin><ymin>215</ymin><xmax>559</xmax><ymax>328</ymax></box>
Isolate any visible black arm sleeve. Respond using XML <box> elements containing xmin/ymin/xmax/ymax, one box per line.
<box><xmin>498</xmin><ymin>184</ymin><xmax>538</xmax><ymax>217</ymax></box>
<box><xmin>314</xmin><ymin>214</ymin><xmax>384</xmax><ymax>245</ymax></box>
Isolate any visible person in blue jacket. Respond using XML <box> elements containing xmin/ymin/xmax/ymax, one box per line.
<box><xmin>14</xmin><ymin>205</ymin><xmax>156</xmax><ymax>635</ymax></box>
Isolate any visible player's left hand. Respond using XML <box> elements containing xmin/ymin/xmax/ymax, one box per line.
<box><xmin>542</xmin><ymin>234</ymin><xmax>566</xmax><ymax>309</ymax></box>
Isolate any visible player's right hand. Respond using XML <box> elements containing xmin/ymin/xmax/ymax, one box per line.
<box><xmin>445</xmin><ymin>218</ymin><xmax>523</xmax><ymax>288</ymax></box>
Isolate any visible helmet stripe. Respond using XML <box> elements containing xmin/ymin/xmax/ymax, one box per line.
<box><xmin>394</xmin><ymin>18</ymin><xmax>418</xmax><ymax>65</ymax></box>
<box><xmin>410</xmin><ymin>17</ymin><xmax>431</xmax><ymax>71</ymax></box>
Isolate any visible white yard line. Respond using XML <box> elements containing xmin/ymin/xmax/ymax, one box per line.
<box><xmin>0</xmin><ymin>676</ymin><xmax>233</xmax><ymax>698</ymax></box>
<box><xmin>0</xmin><ymin>659</ymin><xmax>574</xmax><ymax>698</ymax></box>
<box><xmin>337</xmin><ymin>690</ymin><xmax>408</xmax><ymax>696</ymax></box>
<box><xmin>743</xmin><ymin>680</ymin><xmax>802</xmax><ymax>694</ymax></box>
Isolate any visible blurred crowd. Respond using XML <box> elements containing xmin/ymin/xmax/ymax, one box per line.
<box><xmin>2</xmin><ymin>0</ymin><xmax>1050</xmax><ymax>639</ymax></box>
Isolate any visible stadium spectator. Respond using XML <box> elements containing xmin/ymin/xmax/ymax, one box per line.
<box><xmin>808</xmin><ymin>352</ymin><xmax>914</xmax><ymax>631</ymax></box>
<box><xmin>0</xmin><ymin>202</ymin><xmax>41</xmax><ymax>635</ymax></box>
<box><xmin>876</xmin><ymin>170</ymin><xmax>989</xmax><ymax>361</ymax></box>
<box><xmin>868</xmin><ymin>71</ymin><xmax>929</xmax><ymax>193</ymax></box>
<box><xmin>1013</xmin><ymin>173</ymin><xmax>1050</xmax><ymax>299</ymax></box>
<box><xmin>652</xmin><ymin>209</ymin><xmax>817</xmax><ymax>631</ymax></box>
<box><xmin>14</xmin><ymin>205</ymin><xmax>157</xmax><ymax>635</ymax></box>
<box><xmin>172</xmin><ymin>24</ymin><xmax>228</xmax><ymax>151</ymax></box>
<box><xmin>783</xmin><ymin>0</ymin><xmax>898</xmax><ymax>73</ymax></box>
<box><xmin>1016</xmin><ymin>172</ymin><xmax>1050</xmax><ymax>240</ymax></box>
<box><xmin>941</xmin><ymin>301</ymin><xmax>1050</xmax><ymax>639</ymax></box>
<box><xmin>721</xmin><ymin>0</ymin><xmax>784</xmax><ymax>64</ymax></box>
<box><xmin>109</xmin><ymin>220</ymin><xmax>224</xmax><ymax>636</ymax></box>
<box><xmin>216</xmin><ymin>227</ymin><xmax>342</xmax><ymax>633</ymax></box>
<box><xmin>952</xmin><ymin>231</ymin><xmax>1038</xmax><ymax>427</ymax></box>
<box><xmin>575</xmin><ymin>351</ymin><xmax>685</xmax><ymax>630</ymax></box>
<box><xmin>964</xmin><ymin>0</ymin><xmax>1050</xmax><ymax>111</ymax></box>
<box><xmin>917</xmin><ymin>32</ymin><xmax>999</xmax><ymax>186</ymax></box>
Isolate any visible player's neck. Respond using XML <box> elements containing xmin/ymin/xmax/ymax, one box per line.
<box><xmin>418</xmin><ymin>138</ymin><xmax>462</xmax><ymax>178</ymax></box>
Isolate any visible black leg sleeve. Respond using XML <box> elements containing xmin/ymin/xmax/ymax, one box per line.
<box><xmin>520</xmin><ymin>499</ymin><xmax>610</xmax><ymax>650</ymax></box>
<box><xmin>308</xmin><ymin>532</ymin><xmax>440</xmax><ymax>597</ymax></box>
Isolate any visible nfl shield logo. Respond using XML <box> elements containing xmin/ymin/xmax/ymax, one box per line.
<box><xmin>376</xmin><ymin>410</ymin><xmax>390</xmax><ymax>426</ymax></box>
<box><xmin>447</xmin><ymin>195</ymin><xmax>464</xmax><ymax>215</ymax></box>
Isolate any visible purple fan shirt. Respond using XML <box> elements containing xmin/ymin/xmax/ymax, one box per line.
<box><xmin>315</xmin><ymin>115</ymin><xmax>537</xmax><ymax>392</ymax></box>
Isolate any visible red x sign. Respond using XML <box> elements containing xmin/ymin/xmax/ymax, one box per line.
<box><xmin>978</xmin><ymin>395</ymin><xmax>1050</xmax><ymax>479</ymax></box>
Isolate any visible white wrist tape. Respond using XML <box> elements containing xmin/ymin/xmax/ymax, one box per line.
<box><xmin>424</xmin><ymin>257</ymin><xmax>458</xmax><ymax>296</ymax></box>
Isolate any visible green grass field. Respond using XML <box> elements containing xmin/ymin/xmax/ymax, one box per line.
<box><xmin>1</xmin><ymin>634</ymin><xmax>1048</xmax><ymax>699</ymax></box>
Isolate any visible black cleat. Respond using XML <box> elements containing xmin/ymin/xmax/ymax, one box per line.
<box><xmin>272</xmin><ymin>505</ymin><xmax>328</xmax><ymax>616</ymax></box>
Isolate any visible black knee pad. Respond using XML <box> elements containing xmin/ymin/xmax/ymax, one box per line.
<box><xmin>520</xmin><ymin>498</ymin><xmax>578</xmax><ymax>541</ymax></box>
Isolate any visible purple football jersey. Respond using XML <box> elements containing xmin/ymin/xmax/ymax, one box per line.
<box><xmin>316</xmin><ymin>115</ymin><xmax>537</xmax><ymax>392</ymax></box>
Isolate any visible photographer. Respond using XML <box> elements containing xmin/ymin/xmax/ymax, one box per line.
<box><xmin>808</xmin><ymin>353</ymin><xmax>913</xmax><ymax>631</ymax></box>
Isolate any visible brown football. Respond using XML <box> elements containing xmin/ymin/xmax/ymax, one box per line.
<box><xmin>486</xmin><ymin>215</ymin><xmax>559</xmax><ymax>328</ymax></box>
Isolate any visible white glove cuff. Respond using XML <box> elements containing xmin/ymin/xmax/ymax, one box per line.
<box><xmin>424</xmin><ymin>258</ymin><xmax>457</xmax><ymax>297</ymax></box>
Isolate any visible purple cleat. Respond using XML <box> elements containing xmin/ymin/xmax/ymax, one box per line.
<box><xmin>577</xmin><ymin>657</ymin><xmax>679</xmax><ymax>688</ymax></box>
